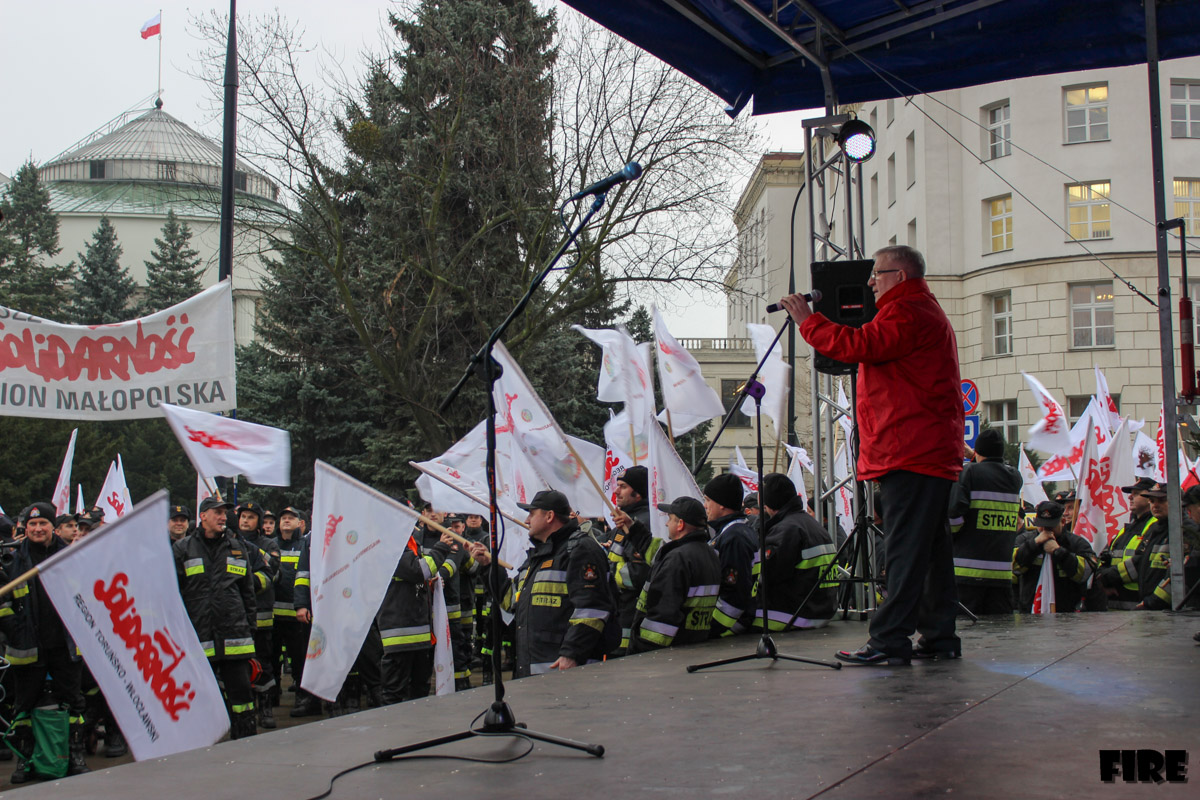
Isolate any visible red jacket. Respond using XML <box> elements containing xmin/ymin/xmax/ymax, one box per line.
<box><xmin>800</xmin><ymin>277</ymin><xmax>964</xmax><ymax>482</ymax></box>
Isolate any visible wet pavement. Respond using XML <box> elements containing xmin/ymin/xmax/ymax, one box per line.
<box><xmin>8</xmin><ymin>612</ymin><xmax>1199</xmax><ymax>799</ymax></box>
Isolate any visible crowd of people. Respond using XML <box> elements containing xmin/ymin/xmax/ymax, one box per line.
<box><xmin>0</xmin><ymin>246</ymin><xmax>1194</xmax><ymax>786</ymax></box>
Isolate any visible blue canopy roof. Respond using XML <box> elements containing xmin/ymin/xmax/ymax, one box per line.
<box><xmin>561</xmin><ymin>0</ymin><xmax>1200</xmax><ymax>115</ymax></box>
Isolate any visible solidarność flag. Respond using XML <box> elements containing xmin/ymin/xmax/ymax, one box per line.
<box><xmin>161</xmin><ymin>403</ymin><xmax>291</xmax><ymax>486</ymax></box>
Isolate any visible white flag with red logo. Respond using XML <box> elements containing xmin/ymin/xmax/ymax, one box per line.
<box><xmin>37</xmin><ymin>491</ymin><xmax>229</xmax><ymax>759</ymax></box>
<box><xmin>95</xmin><ymin>456</ymin><xmax>133</xmax><ymax>520</ymax></box>
<box><xmin>161</xmin><ymin>403</ymin><xmax>290</xmax><ymax>486</ymax></box>
<box><xmin>646</xmin><ymin>418</ymin><xmax>703</xmax><ymax>539</ymax></box>
<box><xmin>1023</xmin><ymin>372</ymin><xmax>1071</xmax><ymax>456</ymax></box>
<box><xmin>1037</xmin><ymin>398</ymin><xmax>1109</xmax><ymax>482</ymax></box>
<box><xmin>1072</xmin><ymin>425</ymin><xmax>1110</xmax><ymax>553</ymax></box>
<box><xmin>603</xmin><ymin>410</ymin><xmax>644</xmax><ymax>526</ymax></box>
<box><xmin>302</xmin><ymin>461</ymin><xmax>419</xmax><ymax>702</ymax></box>
<box><xmin>75</xmin><ymin>484</ymin><xmax>85</xmax><ymax>515</ymax></box>
<box><xmin>1030</xmin><ymin>553</ymin><xmax>1057</xmax><ymax>614</ymax></box>
<box><xmin>1094</xmin><ymin>366</ymin><xmax>1121</xmax><ymax>435</ymax></box>
<box><xmin>651</xmin><ymin>306</ymin><xmax>724</xmax><ymax>437</ymax></box>
<box><xmin>744</xmin><ymin>323</ymin><xmax>790</xmax><ymax>441</ymax></box>
<box><xmin>1183</xmin><ymin>451</ymin><xmax>1200</xmax><ymax>491</ymax></box>
<box><xmin>1018</xmin><ymin>449</ymin><xmax>1048</xmax><ymax>508</ymax></box>
<box><xmin>833</xmin><ymin>445</ymin><xmax>854</xmax><ymax>535</ymax></box>
<box><xmin>413</xmin><ymin>421</ymin><xmax>526</xmax><ymax>524</ymax></box>
<box><xmin>784</xmin><ymin>444</ymin><xmax>811</xmax><ymax>511</ymax></box>
<box><xmin>1132</xmin><ymin>428</ymin><xmax>1158</xmax><ymax>480</ymax></box>
<box><xmin>431</xmin><ymin>576</ymin><xmax>455</xmax><ymax>696</ymax></box>
<box><xmin>1154</xmin><ymin>406</ymin><xmax>1167</xmax><ymax>483</ymax></box>
<box><xmin>573</xmin><ymin>326</ymin><xmax>656</xmax><ymax>436</ymax></box>
<box><xmin>52</xmin><ymin>428</ymin><xmax>78</xmax><ymax>515</ymax></box>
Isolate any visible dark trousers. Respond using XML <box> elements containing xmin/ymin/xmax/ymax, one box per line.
<box><xmin>272</xmin><ymin>617</ymin><xmax>310</xmax><ymax>691</ymax></box>
<box><xmin>956</xmin><ymin>583</ymin><xmax>1013</xmax><ymax>616</ymax></box>
<box><xmin>380</xmin><ymin>649</ymin><xmax>433</xmax><ymax>704</ymax></box>
<box><xmin>212</xmin><ymin>659</ymin><xmax>254</xmax><ymax>711</ymax></box>
<box><xmin>252</xmin><ymin>628</ymin><xmax>275</xmax><ymax>692</ymax></box>
<box><xmin>355</xmin><ymin>622</ymin><xmax>382</xmax><ymax>691</ymax></box>
<box><xmin>12</xmin><ymin>647</ymin><xmax>85</xmax><ymax>720</ymax></box>
<box><xmin>868</xmin><ymin>471</ymin><xmax>959</xmax><ymax>658</ymax></box>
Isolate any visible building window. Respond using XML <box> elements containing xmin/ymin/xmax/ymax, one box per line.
<box><xmin>234</xmin><ymin>170</ymin><xmax>248</xmax><ymax>192</ymax></box>
<box><xmin>1067</xmin><ymin>181</ymin><xmax>1111</xmax><ymax>240</ymax></box>
<box><xmin>1065</xmin><ymin>84</ymin><xmax>1109</xmax><ymax>143</ymax></box>
<box><xmin>157</xmin><ymin>160</ymin><xmax>177</xmax><ymax>181</ymax></box>
<box><xmin>1174</xmin><ymin>178</ymin><xmax>1200</xmax><ymax>236</ymax></box>
<box><xmin>720</xmin><ymin>379</ymin><xmax>752</xmax><ymax>429</ymax></box>
<box><xmin>89</xmin><ymin>160</ymin><xmax>105</xmax><ymax>180</ymax></box>
<box><xmin>869</xmin><ymin>107</ymin><xmax>878</xmax><ymax>133</ymax></box>
<box><xmin>870</xmin><ymin>173</ymin><xmax>879</xmax><ymax>223</ymax></box>
<box><xmin>1171</xmin><ymin>80</ymin><xmax>1200</xmax><ymax>138</ymax></box>
<box><xmin>1068</xmin><ymin>394</ymin><xmax>1119</xmax><ymax>425</ymax></box>
<box><xmin>988</xmin><ymin>195</ymin><xmax>1014</xmax><ymax>252</ymax></box>
<box><xmin>886</xmin><ymin>98</ymin><xmax>895</xmax><ymax>127</ymax></box>
<box><xmin>987</xmin><ymin>292</ymin><xmax>1013</xmax><ymax>357</ymax></box>
<box><xmin>1070</xmin><ymin>282</ymin><xmax>1115</xmax><ymax>349</ymax></box>
<box><xmin>907</xmin><ymin>218</ymin><xmax>917</xmax><ymax>247</ymax></box>
<box><xmin>905</xmin><ymin>132</ymin><xmax>916</xmax><ymax>188</ymax></box>
<box><xmin>986</xmin><ymin>400</ymin><xmax>1020</xmax><ymax>445</ymax></box>
<box><xmin>985</xmin><ymin>101</ymin><xmax>1011</xmax><ymax>159</ymax></box>
<box><xmin>887</xmin><ymin>154</ymin><xmax>896</xmax><ymax>206</ymax></box>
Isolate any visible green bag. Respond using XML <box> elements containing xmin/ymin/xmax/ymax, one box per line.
<box><xmin>30</xmin><ymin>706</ymin><xmax>70</xmax><ymax>779</ymax></box>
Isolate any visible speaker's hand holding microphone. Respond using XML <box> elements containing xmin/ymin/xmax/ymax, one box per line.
<box><xmin>767</xmin><ymin>290</ymin><xmax>822</xmax><ymax>325</ymax></box>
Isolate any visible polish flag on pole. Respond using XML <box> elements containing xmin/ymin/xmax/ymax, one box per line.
<box><xmin>1031</xmin><ymin>554</ymin><xmax>1057</xmax><ymax>614</ymax></box>
<box><xmin>52</xmin><ymin>429</ymin><xmax>79</xmax><ymax>515</ymax></box>
<box><xmin>140</xmin><ymin>12</ymin><xmax>161</xmax><ymax>39</ymax></box>
<box><xmin>36</xmin><ymin>491</ymin><xmax>230</xmax><ymax>758</ymax></box>
<box><xmin>302</xmin><ymin>461</ymin><xmax>419</xmax><ymax>702</ymax></box>
<box><xmin>1023</xmin><ymin>372</ymin><xmax>1072</xmax><ymax>456</ymax></box>
<box><xmin>161</xmin><ymin>404</ymin><xmax>291</xmax><ymax>486</ymax></box>
<box><xmin>95</xmin><ymin>456</ymin><xmax>133</xmax><ymax>521</ymax></box>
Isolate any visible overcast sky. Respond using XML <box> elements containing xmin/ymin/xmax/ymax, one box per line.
<box><xmin>1</xmin><ymin>1</ymin><xmax>817</xmax><ymax>337</ymax></box>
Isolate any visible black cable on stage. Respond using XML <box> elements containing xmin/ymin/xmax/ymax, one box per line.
<box><xmin>300</xmin><ymin>710</ymin><xmax>536</xmax><ymax>800</ymax></box>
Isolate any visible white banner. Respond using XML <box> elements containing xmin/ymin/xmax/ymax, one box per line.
<box><xmin>95</xmin><ymin>456</ymin><xmax>133</xmax><ymax>520</ymax></box>
<box><xmin>37</xmin><ymin>491</ymin><xmax>229</xmax><ymax>759</ymax></box>
<box><xmin>162</xmin><ymin>403</ymin><xmax>291</xmax><ymax>486</ymax></box>
<box><xmin>302</xmin><ymin>461</ymin><xmax>418</xmax><ymax>702</ymax></box>
<box><xmin>52</xmin><ymin>428</ymin><xmax>78</xmax><ymax>515</ymax></box>
<box><xmin>431</xmin><ymin>576</ymin><xmax>455</xmax><ymax>697</ymax></box>
<box><xmin>0</xmin><ymin>281</ymin><xmax>236</xmax><ymax>420</ymax></box>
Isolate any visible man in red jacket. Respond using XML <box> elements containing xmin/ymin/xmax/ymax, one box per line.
<box><xmin>781</xmin><ymin>245</ymin><xmax>964</xmax><ymax>665</ymax></box>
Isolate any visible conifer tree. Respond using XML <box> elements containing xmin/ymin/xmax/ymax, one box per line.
<box><xmin>139</xmin><ymin>209</ymin><xmax>205</xmax><ymax>314</ymax></box>
<box><xmin>0</xmin><ymin>161</ymin><xmax>69</xmax><ymax>317</ymax></box>
<box><xmin>68</xmin><ymin>216</ymin><xmax>137</xmax><ymax>324</ymax></box>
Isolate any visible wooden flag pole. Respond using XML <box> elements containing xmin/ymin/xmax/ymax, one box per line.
<box><xmin>418</xmin><ymin>513</ymin><xmax>513</xmax><ymax>570</ymax></box>
<box><xmin>407</xmin><ymin>462</ymin><xmax>530</xmax><ymax>531</ymax></box>
<box><xmin>0</xmin><ymin>566</ymin><xmax>39</xmax><ymax>601</ymax></box>
<box><xmin>628</xmin><ymin>421</ymin><xmax>639</xmax><ymax>466</ymax></box>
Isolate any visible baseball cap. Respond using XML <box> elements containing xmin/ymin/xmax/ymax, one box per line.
<box><xmin>200</xmin><ymin>496</ymin><xmax>234</xmax><ymax>514</ymax></box>
<box><xmin>517</xmin><ymin>490</ymin><xmax>571</xmax><ymax>518</ymax></box>
<box><xmin>170</xmin><ymin>505</ymin><xmax>191</xmax><ymax>519</ymax></box>
<box><xmin>1141</xmin><ymin>483</ymin><xmax>1169</xmax><ymax>499</ymax></box>
<box><xmin>54</xmin><ymin>513</ymin><xmax>79</xmax><ymax>527</ymax></box>
<box><xmin>656</xmin><ymin>496</ymin><xmax>707</xmax><ymax>529</ymax></box>
<box><xmin>1121</xmin><ymin>477</ymin><xmax>1156</xmax><ymax>494</ymax></box>
<box><xmin>235</xmin><ymin>501</ymin><xmax>264</xmax><ymax>518</ymax></box>
<box><xmin>280</xmin><ymin>506</ymin><xmax>306</xmax><ymax>520</ymax></box>
<box><xmin>1032</xmin><ymin>501</ymin><xmax>1064</xmax><ymax>528</ymax></box>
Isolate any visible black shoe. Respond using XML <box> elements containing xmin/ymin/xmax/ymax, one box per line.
<box><xmin>258</xmin><ymin>702</ymin><xmax>277</xmax><ymax>730</ymax></box>
<box><xmin>912</xmin><ymin>646</ymin><xmax>961</xmax><ymax>661</ymax></box>
<box><xmin>10</xmin><ymin>758</ymin><xmax>32</xmax><ymax>785</ymax></box>
<box><xmin>835</xmin><ymin>644</ymin><xmax>910</xmax><ymax>666</ymax></box>
<box><xmin>104</xmin><ymin>727</ymin><xmax>129</xmax><ymax>758</ymax></box>
<box><xmin>67</xmin><ymin>725</ymin><xmax>91</xmax><ymax>776</ymax></box>
<box><xmin>289</xmin><ymin>694</ymin><xmax>322</xmax><ymax>718</ymax></box>
<box><xmin>1193</xmin><ymin>631</ymin><xmax>1200</xmax><ymax>644</ymax></box>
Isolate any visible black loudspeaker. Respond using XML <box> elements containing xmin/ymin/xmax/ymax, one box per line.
<box><xmin>809</xmin><ymin>259</ymin><xmax>877</xmax><ymax>375</ymax></box>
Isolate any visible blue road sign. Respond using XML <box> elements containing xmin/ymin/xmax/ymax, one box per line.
<box><xmin>961</xmin><ymin>379</ymin><xmax>979</xmax><ymax>415</ymax></box>
<box><xmin>964</xmin><ymin>414</ymin><xmax>980</xmax><ymax>448</ymax></box>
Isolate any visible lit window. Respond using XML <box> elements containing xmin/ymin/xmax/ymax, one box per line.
<box><xmin>1065</xmin><ymin>84</ymin><xmax>1109</xmax><ymax>143</ymax></box>
<box><xmin>1170</xmin><ymin>80</ymin><xmax>1200</xmax><ymax>139</ymax></box>
<box><xmin>986</xmin><ymin>102</ymin><xmax>1011</xmax><ymax>159</ymax></box>
<box><xmin>1067</xmin><ymin>181</ymin><xmax>1111</xmax><ymax>240</ymax></box>
<box><xmin>988</xmin><ymin>195</ymin><xmax>1013</xmax><ymax>252</ymax></box>
<box><xmin>986</xmin><ymin>400</ymin><xmax>1020</xmax><ymax>445</ymax></box>
<box><xmin>1174</xmin><ymin>178</ymin><xmax>1200</xmax><ymax>236</ymax></box>
<box><xmin>988</xmin><ymin>292</ymin><xmax>1013</xmax><ymax>356</ymax></box>
<box><xmin>1070</xmin><ymin>283</ymin><xmax>1115</xmax><ymax>349</ymax></box>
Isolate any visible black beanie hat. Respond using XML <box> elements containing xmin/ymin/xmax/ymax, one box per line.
<box><xmin>619</xmin><ymin>465</ymin><xmax>649</xmax><ymax>498</ymax></box>
<box><xmin>975</xmin><ymin>428</ymin><xmax>1005</xmax><ymax>458</ymax></box>
<box><xmin>760</xmin><ymin>473</ymin><xmax>798</xmax><ymax>511</ymax></box>
<box><xmin>703</xmin><ymin>473</ymin><xmax>744</xmax><ymax>512</ymax></box>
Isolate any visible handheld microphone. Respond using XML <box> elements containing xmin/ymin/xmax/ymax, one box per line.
<box><xmin>568</xmin><ymin>162</ymin><xmax>643</xmax><ymax>201</ymax></box>
<box><xmin>766</xmin><ymin>290</ymin><xmax>822</xmax><ymax>314</ymax></box>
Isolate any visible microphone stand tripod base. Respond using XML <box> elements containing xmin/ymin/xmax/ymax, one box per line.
<box><xmin>686</xmin><ymin>634</ymin><xmax>841</xmax><ymax>673</ymax></box>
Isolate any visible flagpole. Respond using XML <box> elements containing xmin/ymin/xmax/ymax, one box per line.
<box><xmin>415</xmin><ymin>513</ymin><xmax>513</xmax><ymax>571</ymax></box>
<box><xmin>407</xmin><ymin>462</ymin><xmax>530</xmax><ymax>531</ymax></box>
<box><xmin>665</xmin><ymin>409</ymin><xmax>675</xmax><ymax>442</ymax></box>
<box><xmin>561</xmin><ymin>438</ymin><xmax>620</xmax><ymax>519</ymax></box>
<box><xmin>628</xmin><ymin>421</ymin><xmax>639</xmax><ymax>466</ymax></box>
<box><xmin>157</xmin><ymin>8</ymin><xmax>163</xmax><ymax>102</ymax></box>
<box><xmin>0</xmin><ymin>566</ymin><xmax>39</xmax><ymax>600</ymax></box>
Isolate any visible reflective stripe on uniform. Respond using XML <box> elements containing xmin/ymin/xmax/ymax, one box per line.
<box><xmin>797</xmin><ymin>543</ymin><xmax>836</xmax><ymax>571</ymax></box>
<box><xmin>295</xmin><ymin>571</ymin><xmax>310</xmax><ymax>587</ymax></box>
<box><xmin>184</xmin><ymin>558</ymin><xmax>205</xmax><ymax>576</ymax></box>
<box><xmin>569</xmin><ymin>606</ymin><xmax>609</xmax><ymax>631</ymax></box>
<box><xmin>223</xmin><ymin>637</ymin><xmax>256</xmax><ymax>656</ymax></box>
<box><xmin>226</xmin><ymin>557</ymin><xmax>248</xmax><ymax>577</ymax></box>
<box><xmin>381</xmin><ymin>625</ymin><xmax>432</xmax><ymax>648</ymax></box>
<box><xmin>749</xmin><ymin>608</ymin><xmax>830</xmax><ymax>631</ymax></box>
<box><xmin>5</xmin><ymin>646</ymin><xmax>37</xmax><ymax>665</ymax></box>
<box><xmin>256</xmin><ymin>610</ymin><xmax>274</xmax><ymax>628</ymax></box>
<box><xmin>953</xmin><ymin>556</ymin><xmax>1013</xmax><ymax>581</ymax></box>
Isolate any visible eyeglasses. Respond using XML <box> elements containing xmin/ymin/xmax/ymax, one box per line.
<box><xmin>869</xmin><ymin>268</ymin><xmax>902</xmax><ymax>280</ymax></box>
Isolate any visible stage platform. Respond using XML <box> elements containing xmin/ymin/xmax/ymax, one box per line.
<box><xmin>18</xmin><ymin>611</ymin><xmax>1200</xmax><ymax>799</ymax></box>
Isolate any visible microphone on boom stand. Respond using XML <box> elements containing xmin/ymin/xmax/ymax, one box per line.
<box><xmin>566</xmin><ymin>162</ymin><xmax>642</xmax><ymax>201</ymax></box>
<box><xmin>765</xmin><ymin>290</ymin><xmax>822</xmax><ymax>314</ymax></box>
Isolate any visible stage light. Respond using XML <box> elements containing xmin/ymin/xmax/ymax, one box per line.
<box><xmin>837</xmin><ymin>118</ymin><xmax>876</xmax><ymax>163</ymax></box>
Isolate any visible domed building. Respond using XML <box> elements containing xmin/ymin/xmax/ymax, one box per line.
<box><xmin>36</xmin><ymin>99</ymin><xmax>286</xmax><ymax>344</ymax></box>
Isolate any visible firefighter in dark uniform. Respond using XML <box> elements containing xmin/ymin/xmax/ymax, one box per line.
<box><xmin>175</xmin><ymin>496</ymin><xmax>259</xmax><ymax>738</ymax></box>
<box><xmin>701</xmin><ymin>473</ymin><xmax>757</xmax><ymax>637</ymax></box>
<box><xmin>630</xmin><ymin>497</ymin><xmax>721</xmax><ymax>651</ymax></box>
<box><xmin>234</xmin><ymin>501</ymin><xmax>281</xmax><ymax>729</ymax></box>
<box><xmin>1097</xmin><ymin>477</ymin><xmax>1156</xmax><ymax>608</ymax></box>
<box><xmin>749</xmin><ymin>474</ymin><xmax>837</xmax><ymax>632</ymax></box>
<box><xmin>1013</xmin><ymin>500</ymin><xmax>1096</xmax><ymax>612</ymax></box>
<box><xmin>463</xmin><ymin>513</ymin><xmax>492</xmax><ymax>681</ymax></box>
<box><xmin>272</xmin><ymin>507</ymin><xmax>317</xmax><ymax>716</ymax></box>
<box><xmin>471</xmin><ymin>490</ymin><xmax>616</xmax><ymax>677</ymax></box>
<box><xmin>169</xmin><ymin>504</ymin><xmax>192</xmax><ymax>542</ymax></box>
<box><xmin>607</xmin><ymin>465</ymin><xmax>658</xmax><ymax>655</ymax></box>
<box><xmin>377</xmin><ymin>525</ymin><xmax>455</xmax><ymax>702</ymax></box>
<box><xmin>948</xmin><ymin>428</ymin><xmax>1022</xmax><ymax>615</ymax></box>
<box><xmin>1</xmin><ymin>502</ymin><xmax>90</xmax><ymax>783</ymax></box>
<box><xmin>1134</xmin><ymin>483</ymin><xmax>1200</xmax><ymax>610</ymax></box>
<box><xmin>261</xmin><ymin>508</ymin><xmax>277</xmax><ymax>539</ymax></box>
<box><xmin>442</xmin><ymin>515</ymin><xmax>474</xmax><ymax>690</ymax></box>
